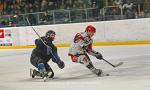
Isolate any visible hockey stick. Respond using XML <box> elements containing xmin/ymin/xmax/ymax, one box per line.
<box><xmin>26</xmin><ymin>17</ymin><xmax>48</xmax><ymax>47</ymax></box>
<box><xmin>102</xmin><ymin>58</ymin><xmax>123</xmax><ymax>68</ymax></box>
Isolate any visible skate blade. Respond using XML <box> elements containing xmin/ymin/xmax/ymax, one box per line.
<box><xmin>115</xmin><ymin>62</ymin><xmax>123</xmax><ymax>67</ymax></box>
<box><xmin>30</xmin><ymin>68</ymin><xmax>33</xmax><ymax>77</ymax></box>
<box><xmin>99</xmin><ymin>73</ymin><xmax>110</xmax><ymax>77</ymax></box>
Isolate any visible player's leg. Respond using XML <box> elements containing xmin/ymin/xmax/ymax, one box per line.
<box><xmin>44</xmin><ymin>63</ymin><xmax>54</xmax><ymax>78</ymax></box>
<box><xmin>30</xmin><ymin>68</ymin><xmax>43</xmax><ymax>78</ymax></box>
<box><xmin>30</xmin><ymin>54</ymin><xmax>45</xmax><ymax>78</ymax></box>
<box><xmin>41</xmin><ymin>63</ymin><xmax>54</xmax><ymax>81</ymax></box>
<box><xmin>78</xmin><ymin>54</ymin><xmax>103</xmax><ymax>76</ymax></box>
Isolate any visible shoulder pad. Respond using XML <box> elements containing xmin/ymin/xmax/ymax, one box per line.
<box><xmin>74</xmin><ymin>33</ymin><xmax>84</xmax><ymax>43</ymax></box>
<box><xmin>75</xmin><ymin>33</ymin><xmax>84</xmax><ymax>40</ymax></box>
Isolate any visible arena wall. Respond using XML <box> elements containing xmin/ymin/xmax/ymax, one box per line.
<box><xmin>1</xmin><ymin>18</ymin><xmax>150</xmax><ymax>49</ymax></box>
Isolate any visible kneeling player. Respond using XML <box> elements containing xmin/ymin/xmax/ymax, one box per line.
<box><xmin>68</xmin><ymin>25</ymin><xmax>105</xmax><ymax>76</ymax></box>
<box><xmin>30</xmin><ymin>30</ymin><xmax>65</xmax><ymax>81</ymax></box>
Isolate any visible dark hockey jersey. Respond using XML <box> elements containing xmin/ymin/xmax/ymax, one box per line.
<box><xmin>32</xmin><ymin>36</ymin><xmax>60</xmax><ymax>63</ymax></box>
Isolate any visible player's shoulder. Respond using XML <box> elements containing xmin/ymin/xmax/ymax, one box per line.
<box><xmin>75</xmin><ymin>32</ymin><xmax>84</xmax><ymax>39</ymax></box>
<box><xmin>35</xmin><ymin>37</ymin><xmax>47</xmax><ymax>44</ymax></box>
<box><xmin>35</xmin><ymin>36</ymin><xmax>45</xmax><ymax>40</ymax></box>
<box><xmin>76</xmin><ymin>32</ymin><xmax>87</xmax><ymax>37</ymax></box>
<box><xmin>41</xmin><ymin>36</ymin><xmax>46</xmax><ymax>40</ymax></box>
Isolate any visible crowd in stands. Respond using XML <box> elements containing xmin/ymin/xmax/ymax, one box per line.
<box><xmin>105</xmin><ymin>0</ymin><xmax>145</xmax><ymax>20</ymax></box>
<box><xmin>0</xmin><ymin>0</ymin><xmax>104</xmax><ymax>15</ymax></box>
<box><xmin>0</xmin><ymin>0</ymin><xmax>149</xmax><ymax>27</ymax></box>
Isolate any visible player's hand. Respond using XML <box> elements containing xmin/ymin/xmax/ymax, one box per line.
<box><xmin>57</xmin><ymin>60</ymin><xmax>65</xmax><ymax>69</ymax></box>
<box><xmin>95</xmin><ymin>52</ymin><xmax>103</xmax><ymax>60</ymax></box>
<box><xmin>82</xmin><ymin>46</ymin><xmax>88</xmax><ymax>52</ymax></box>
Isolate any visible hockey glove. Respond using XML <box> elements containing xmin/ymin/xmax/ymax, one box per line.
<box><xmin>95</xmin><ymin>52</ymin><xmax>103</xmax><ymax>60</ymax></box>
<box><xmin>57</xmin><ymin>60</ymin><xmax>65</xmax><ymax>69</ymax></box>
<box><xmin>82</xmin><ymin>46</ymin><xmax>88</xmax><ymax>52</ymax></box>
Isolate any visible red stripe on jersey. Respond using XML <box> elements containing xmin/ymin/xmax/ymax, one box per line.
<box><xmin>74</xmin><ymin>33</ymin><xmax>84</xmax><ymax>43</ymax></box>
<box><xmin>75</xmin><ymin>33</ymin><xmax>84</xmax><ymax>40</ymax></box>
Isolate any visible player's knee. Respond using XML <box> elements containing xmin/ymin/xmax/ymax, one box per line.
<box><xmin>37</xmin><ymin>63</ymin><xmax>45</xmax><ymax>70</ymax></box>
<box><xmin>79</xmin><ymin>55</ymin><xmax>91</xmax><ymax>65</ymax></box>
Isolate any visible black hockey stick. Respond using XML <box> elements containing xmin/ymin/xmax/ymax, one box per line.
<box><xmin>102</xmin><ymin>58</ymin><xmax>123</xmax><ymax>68</ymax></box>
<box><xmin>26</xmin><ymin>17</ymin><xmax>48</xmax><ymax>47</ymax></box>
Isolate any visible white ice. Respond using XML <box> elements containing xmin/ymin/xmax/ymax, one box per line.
<box><xmin>0</xmin><ymin>45</ymin><xmax>150</xmax><ymax>90</ymax></box>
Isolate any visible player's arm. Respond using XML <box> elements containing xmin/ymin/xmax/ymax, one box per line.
<box><xmin>86</xmin><ymin>44</ymin><xmax>103</xmax><ymax>60</ymax></box>
<box><xmin>74</xmin><ymin>33</ymin><xmax>87</xmax><ymax>47</ymax></box>
<box><xmin>47</xmin><ymin>43</ymin><xmax>65</xmax><ymax>69</ymax></box>
<box><xmin>35</xmin><ymin>38</ymin><xmax>46</xmax><ymax>48</ymax></box>
<box><xmin>51</xmin><ymin>50</ymin><xmax>65</xmax><ymax>69</ymax></box>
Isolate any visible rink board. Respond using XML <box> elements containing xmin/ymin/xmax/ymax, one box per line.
<box><xmin>1</xmin><ymin>40</ymin><xmax>150</xmax><ymax>49</ymax></box>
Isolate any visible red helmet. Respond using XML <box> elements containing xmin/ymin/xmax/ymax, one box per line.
<box><xmin>85</xmin><ymin>25</ymin><xmax>96</xmax><ymax>33</ymax></box>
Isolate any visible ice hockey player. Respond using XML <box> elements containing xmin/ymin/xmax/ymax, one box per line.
<box><xmin>30</xmin><ymin>30</ymin><xmax>65</xmax><ymax>81</ymax></box>
<box><xmin>68</xmin><ymin>25</ymin><xmax>105</xmax><ymax>76</ymax></box>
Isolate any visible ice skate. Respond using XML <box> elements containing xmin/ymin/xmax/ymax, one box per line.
<box><xmin>43</xmin><ymin>71</ymin><xmax>53</xmax><ymax>82</ymax></box>
<box><xmin>30</xmin><ymin>68</ymin><xmax>43</xmax><ymax>78</ymax></box>
<box><xmin>93</xmin><ymin>69</ymin><xmax>109</xmax><ymax>77</ymax></box>
<box><xmin>30</xmin><ymin>68</ymin><xmax>38</xmax><ymax>78</ymax></box>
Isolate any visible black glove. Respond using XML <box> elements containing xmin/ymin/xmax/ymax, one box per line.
<box><xmin>95</xmin><ymin>52</ymin><xmax>103</xmax><ymax>60</ymax></box>
<box><xmin>57</xmin><ymin>60</ymin><xmax>65</xmax><ymax>69</ymax></box>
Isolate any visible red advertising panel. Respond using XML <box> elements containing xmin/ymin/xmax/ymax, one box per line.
<box><xmin>0</xmin><ymin>29</ymin><xmax>12</xmax><ymax>46</ymax></box>
<box><xmin>0</xmin><ymin>29</ymin><xmax>4</xmax><ymax>38</ymax></box>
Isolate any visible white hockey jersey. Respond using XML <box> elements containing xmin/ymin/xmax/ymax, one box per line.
<box><xmin>68</xmin><ymin>32</ymin><xmax>97</xmax><ymax>56</ymax></box>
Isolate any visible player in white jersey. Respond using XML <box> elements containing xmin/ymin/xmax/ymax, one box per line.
<box><xmin>68</xmin><ymin>25</ymin><xmax>104</xmax><ymax>76</ymax></box>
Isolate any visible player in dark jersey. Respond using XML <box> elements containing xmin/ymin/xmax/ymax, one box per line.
<box><xmin>30</xmin><ymin>30</ymin><xmax>65</xmax><ymax>81</ymax></box>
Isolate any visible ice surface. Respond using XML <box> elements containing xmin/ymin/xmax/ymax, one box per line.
<box><xmin>0</xmin><ymin>45</ymin><xmax>150</xmax><ymax>90</ymax></box>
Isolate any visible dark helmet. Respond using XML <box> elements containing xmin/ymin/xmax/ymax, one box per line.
<box><xmin>45</xmin><ymin>30</ymin><xmax>56</xmax><ymax>41</ymax></box>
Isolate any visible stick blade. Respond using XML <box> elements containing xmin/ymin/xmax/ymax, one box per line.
<box><xmin>114</xmin><ymin>62</ymin><xmax>123</xmax><ymax>67</ymax></box>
